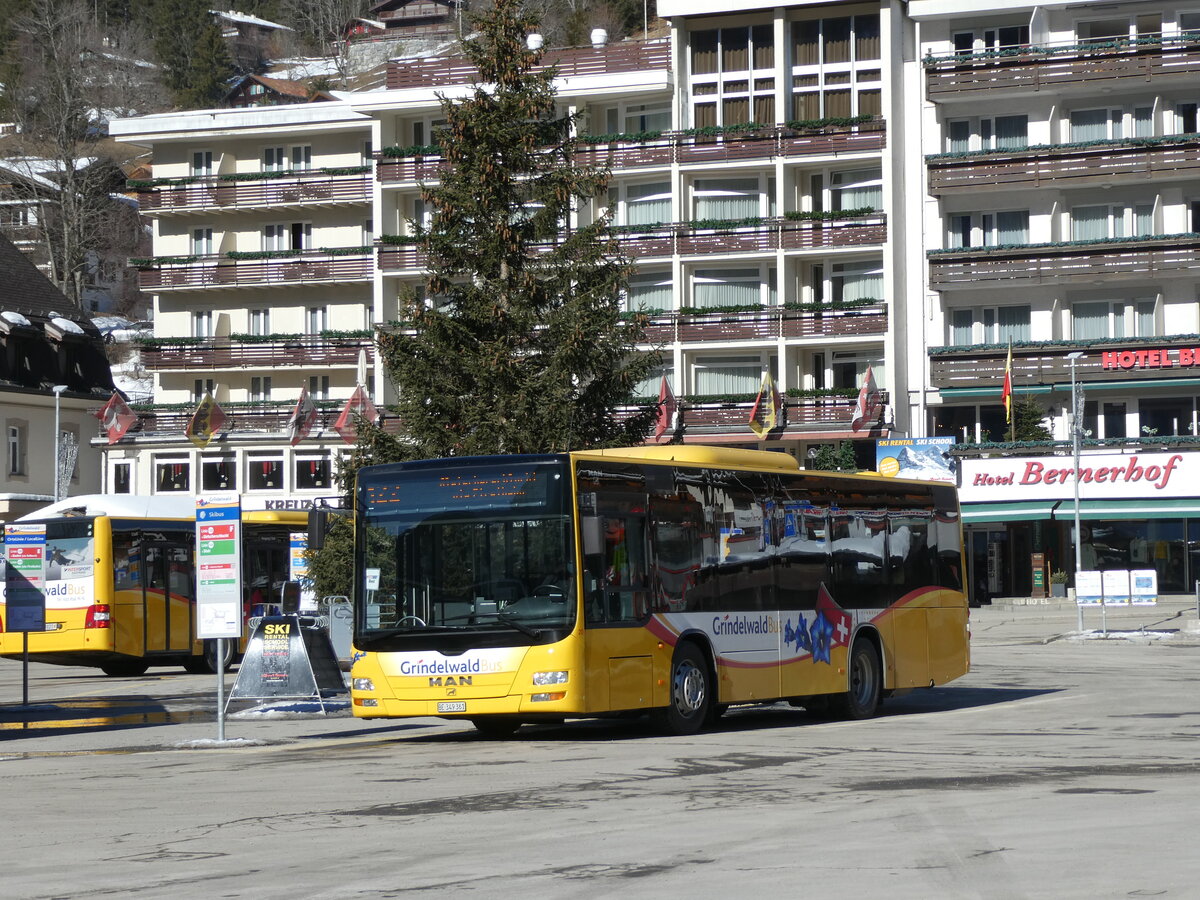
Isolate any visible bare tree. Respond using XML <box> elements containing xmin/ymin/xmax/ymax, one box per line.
<box><xmin>279</xmin><ymin>0</ymin><xmax>370</xmax><ymax>88</ymax></box>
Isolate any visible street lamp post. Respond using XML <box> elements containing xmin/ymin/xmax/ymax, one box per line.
<box><xmin>1065</xmin><ymin>353</ymin><xmax>1084</xmax><ymax>631</ymax></box>
<box><xmin>52</xmin><ymin>385</ymin><xmax>67</xmax><ymax>502</ymax></box>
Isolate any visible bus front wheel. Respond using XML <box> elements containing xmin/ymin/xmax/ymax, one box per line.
<box><xmin>654</xmin><ymin>643</ymin><xmax>712</xmax><ymax>735</ymax></box>
<box><xmin>202</xmin><ymin>639</ymin><xmax>234</xmax><ymax>674</ymax></box>
<box><xmin>832</xmin><ymin>639</ymin><xmax>881</xmax><ymax>720</ymax></box>
<box><xmin>100</xmin><ymin>659</ymin><xmax>149</xmax><ymax>677</ymax></box>
<box><xmin>472</xmin><ymin>717</ymin><xmax>522</xmax><ymax>738</ymax></box>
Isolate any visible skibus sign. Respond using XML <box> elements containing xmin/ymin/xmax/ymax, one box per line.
<box><xmin>195</xmin><ymin>492</ymin><xmax>243</xmax><ymax>639</ymax></box>
<box><xmin>960</xmin><ymin>452</ymin><xmax>1192</xmax><ymax>502</ymax></box>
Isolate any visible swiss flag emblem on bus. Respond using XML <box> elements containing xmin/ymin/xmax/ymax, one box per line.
<box><xmin>811</xmin><ymin>584</ymin><xmax>852</xmax><ymax>664</ymax></box>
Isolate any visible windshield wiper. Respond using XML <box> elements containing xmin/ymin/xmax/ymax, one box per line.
<box><xmin>439</xmin><ymin>610</ymin><xmax>543</xmax><ymax>639</ymax></box>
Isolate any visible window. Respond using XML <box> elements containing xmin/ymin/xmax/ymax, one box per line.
<box><xmin>831</xmin><ymin>349</ymin><xmax>879</xmax><ymax>390</ymax></box>
<box><xmin>692</xmin><ymin>355</ymin><xmax>768</xmax><ymax>395</ymax></box>
<box><xmin>945</xmin><ymin>115</ymin><xmax>1028</xmax><ymax>153</ymax></box>
<box><xmin>952</xmin><ymin>24</ymin><xmax>1030</xmax><ymax>54</ymax></box>
<box><xmin>831</xmin><ymin>259</ymin><xmax>882</xmax><ymax>303</ymax></box>
<box><xmin>192</xmin><ymin>311</ymin><xmax>212</xmax><ymax>338</ymax></box>
<box><xmin>308</xmin><ymin>375</ymin><xmax>330</xmax><ymax>400</ymax></box>
<box><xmin>363</xmin><ymin>218</ymin><xmax>374</xmax><ymax>246</ymax></box>
<box><xmin>191</xmin><ymin>226</ymin><xmax>213</xmax><ymax>256</ymax></box>
<box><xmin>830</xmin><ymin>168</ymin><xmax>881</xmax><ymax>211</ymax></box>
<box><xmin>6</xmin><ymin>422</ymin><xmax>25</xmax><ymax>475</ymax></box>
<box><xmin>264</xmin><ymin>222</ymin><xmax>310</xmax><ymax>252</ymax></box>
<box><xmin>155</xmin><ymin>457</ymin><xmax>190</xmax><ymax>492</ymax></box>
<box><xmin>201</xmin><ymin>456</ymin><xmax>236</xmax><ymax>491</ymax></box>
<box><xmin>1139</xmin><ymin>397</ymin><xmax>1194</xmax><ymax>437</ymax></box>
<box><xmin>602</xmin><ymin>101</ymin><xmax>672</xmax><ymax>135</ymax></box>
<box><xmin>111</xmin><ymin>461</ymin><xmax>131</xmax><ymax>493</ymax></box>
<box><xmin>1072</xmin><ymin>299</ymin><xmax>1156</xmax><ymax>340</ymax></box>
<box><xmin>692</xmin><ymin>176</ymin><xmax>772</xmax><ymax>220</ymax></box>
<box><xmin>947</xmin><ymin>211</ymin><xmax>1029</xmax><ymax>247</ymax></box>
<box><xmin>263</xmin><ymin>146</ymin><xmax>286</xmax><ymax>172</ymax></box>
<box><xmin>947</xmin><ymin>306</ymin><xmax>1031</xmax><ymax>344</ymax></box>
<box><xmin>294</xmin><ymin>453</ymin><xmax>331</xmax><ymax>490</ymax></box>
<box><xmin>190</xmin><ymin>150</ymin><xmax>213</xmax><ymax>177</ymax></box>
<box><xmin>250</xmin><ymin>376</ymin><xmax>271</xmax><ymax>402</ymax></box>
<box><xmin>1071</xmin><ymin>203</ymin><xmax>1153</xmax><ymax>241</ymax></box>
<box><xmin>610</xmin><ymin>180</ymin><xmax>672</xmax><ymax>228</ymax></box>
<box><xmin>790</xmin><ymin>15</ymin><xmax>882</xmax><ymax>120</ymax></box>
<box><xmin>625</xmin><ymin>269</ymin><xmax>673</xmax><ymax>312</ymax></box>
<box><xmin>690</xmin><ymin>24</ymin><xmax>776</xmax><ymax>127</ymax></box>
<box><xmin>1070</xmin><ymin>107</ymin><xmax>1153</xmax><ymax>142</ymax></box>
<box><xmin>246</xmin><ymin>308</ymin><xmax>270</xmax><ymax>336</ymax></box>
<box><xmin>1077</xmin><ymin>18</ymin><xmax>1130</xmax><ymax>44</ymax></box>
<box><xmin>306</xmin><ymin>306</ymin><xmax>328</xmax><ymax>335</ymax></box>
<box><xmin>290</xmin><ymin>145</ymin><xmax>312</xmax><ymax>171</ymax></box>
<box><xmin>247</xmin><ymin>453</ymin><xmax>284</xmax><ymax>490</ymax></box>
<box><xmin>691</xmin><ymin>266</ymin><xmax>775</xmax><ymax>308</ymax></box>
<box><xmin>193</xmin><ymin>378</ymin><xmax>214</xmax><ymax>402</ymax></box>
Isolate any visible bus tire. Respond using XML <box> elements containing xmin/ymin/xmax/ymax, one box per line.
<box><xmin>100</xmin><ymin>659</ymin><xmax>149</xmax><ymax>677</ymax></box>
<box><xmin>202</xmin><ymin>639</ymin><xmax>234</xmax><ymax>674</ymax></box>
<box><xmin>654</xmin><ymin>642</ymin><xmax>712</xmax><ymax>735</ymax></box>
<box><xmin>832</xmin><ymin>639</ymin><xmax>881</xmax><ymax>720</ymax></box>
<box><xmin>182</xmin><ymin>656</ymin><xmax>209</xmax><ymax>674</ymax></box>
<box><xmin>472</xmin><ymin>717</ymin><xmax>522</xmax><ymax>738</ymax></box>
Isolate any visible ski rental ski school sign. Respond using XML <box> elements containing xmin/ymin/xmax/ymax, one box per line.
<box><xmin>960</xmin><ymin>451</ymin><xmax>1193</xmax><ymax>502</ymax></box>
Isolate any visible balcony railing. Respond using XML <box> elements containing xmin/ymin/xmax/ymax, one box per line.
<box><xmin>137</xmin><ymin>250</ymin><xmax>374</xmax><ymax>290</ymax></box>
<box><xmin>139</xmin><ymin>335</ymin><xmax>375</xmax><ymax>371</ymax></box>
<box><xmin>649</xmin><ymin>393</ymin><xmax>887</xmax><ymax>434</ymax></box>
<box><xmin>928</xmin><ymin>234</ymin><xmax>1200</xmax><ymax>288</ymax></box>
<box><xmin>386</xmin><ymin>39</ymin><xmax>670</xmax><ymax>89</ymax></box>
<box><xmin>639</xmin><ymin>304</ymin><xmax>887</xmax><ymax>344</ymax></box>
<box><xmin>128</xmin><ymin>403</ymin><xmax>405</xmax><ymax>437</ymax></box>
<box><xmin>377</xmin><ymin>120</ymin><xmax>886</xmax><ymax>184</ymax></box>
<box><xmin>378</xmin><ymin>214</ymin><xmax>886</xmax><ymax>271</ymax></box>
<box><xmin>134</xmin><ymin>171</ymin><xmax>372</xmax><ymax>214</ymax></box>
<box><xmin>925</xmin><ymin>32</ymin><xmax>1200</xmax><ymax>95</ymax></box>
<box><xmin>930</xmin><ymin>336</ymin><xmax>1200</xmax><ymax>390</ymax></box>
<box><xmin>927</xmin><ymin>135</ymin><xmax>1200</xmax><ymax>194</ymax></box>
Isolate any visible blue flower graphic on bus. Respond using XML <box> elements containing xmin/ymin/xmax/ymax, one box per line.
<box><xmin>811</xmin><ymin>612</ymin><xmax>834</xmax><ymax>664</ymax></box>
<box><xmin>784</xmin><ymin>615</ymin><xmax>812</xmax><ymax>654</ymax></box>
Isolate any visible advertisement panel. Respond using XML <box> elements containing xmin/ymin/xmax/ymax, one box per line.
<box><xmin>876</xmin><ymin>437</ymin><xmax>956</xmax><ymax>482</ymax></box>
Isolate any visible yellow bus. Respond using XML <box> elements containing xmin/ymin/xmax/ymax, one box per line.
<box><xmin>0</xmin><ymin>495</ymin><xmax>308</xmax><ymax>676</ymax></box>
<box><xmin>344</xmin><ymin>446</ymin><xmax>969</xmax><ymax>736</ymax></box>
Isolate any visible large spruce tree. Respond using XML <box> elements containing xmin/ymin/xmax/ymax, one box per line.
<box><xmin>307</xmin><ymin>0</ymin><xmax>659</xmax><ymax>600</ymax></box>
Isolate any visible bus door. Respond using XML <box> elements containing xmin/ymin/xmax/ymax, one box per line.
<box><xmin>581</xmin><ymin>493</ymin><xmax>653</xmax><ymax>713</ymax></box>
<box><xmin>142</xmin><ymin>540</ymin><xmax>194</xmax><ymax>654</ymax></box>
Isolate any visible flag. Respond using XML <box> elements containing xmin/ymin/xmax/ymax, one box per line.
<box><xmin>748</xmin><ymin>371</ymin><xmax>781</xmax><ymax>437</ymax></box>
<box><xmin>333</xmin><ymin>385</ymin><xmax>379</xmax><ymax>445</ymax></box>
<box><xmin>654</xmin><ymin>375</ymin><xmax>677</xmax><ymax>441</ymax></box>
<box><xmin>850</xmin><ymin>364</ymin><xmax>882</xmax><ymax>432</ymax></box>
<box><xmin>94</xmin><ymin>392</ymin><xmax>136</xmax><ymax>445</ymax></box>
<box><xmin>286</xmin><ymin>387</ymin><xmax>318</xmax><ymax>446</ymax></box>
<box><xmin>185</xmin><ymin>392</ymin><xmax>226</xmax><ymax>448</ymax></box>
<box><xmin>812</xmin><ymin>583</ymin><xmax>853</xmax><ymax>664</ymax></box>
<box><xmin>1002</xmin><ymin>340</ymin><xmax>1013</xmax><ymax>424</ymax></box>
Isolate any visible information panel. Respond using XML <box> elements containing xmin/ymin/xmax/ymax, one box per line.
<box><xmin>196</xmin><ymin>492</ymin><xmax>243</xmax><ymax>639</ymax></box>
<box><xmin>1102</xmin><ymin>569</ymin><xmax>1131</xmax><ymax>606</ymax></box>
<box><xmin>289</xmin><ymin>532</ymin><xmax>316</xmax><ymax>612</ymax></box>
<box><xmin>1076</xmin><ymin>570</ymin><xmax>1103</xmax><ymax>607</ymax></box>
<box><xmin>4</xmin><ymin>523</ymin><xmax>46</xmax><ymax>632</ymax></box>
<box><xmin>1130</xmin><ymin>569</ymin><xmax>1158</xmax><ymax>606</ymax></box>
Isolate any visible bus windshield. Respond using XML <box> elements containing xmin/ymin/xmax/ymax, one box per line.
<box><xmin>356</xmin><ymin>459</ymin><xmax>575</xmax><ymax>647</ymax></box>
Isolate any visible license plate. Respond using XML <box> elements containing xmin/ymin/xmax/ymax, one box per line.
<box><xmin>437</xmin><ymin>701</ymin><xmax>467</xmax><ymax>713</ymax></box>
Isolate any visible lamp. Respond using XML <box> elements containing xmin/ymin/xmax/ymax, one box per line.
<box><xmin>52</xmin><ymin>385</ymin><xmax>67</xmax><ymax>502</ymax></box>
<box><xmin>1065</xmin><ymin>352</ymin><xmax>1085</xmax><ymax>630</ymax></box>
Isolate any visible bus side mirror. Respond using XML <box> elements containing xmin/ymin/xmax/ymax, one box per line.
<box><xmin>280</xmin><ymin>581</ymin><xmax>302</xmax><ymax>615</ymax></box>
<box><xmin>308</xmin><ymin>508</ymin><xmax>330</xmax><ymax>551</ymax></box>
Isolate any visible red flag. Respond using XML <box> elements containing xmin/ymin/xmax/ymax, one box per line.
<box><xmin>94</xmin><ymin>392</ymin><xmax>136</xmax><ymax>444</ymax></box>
<box><xmin>654</xmin><ymin>375</ymin><xmax>676</xmax><ymax>441</ymax></box>
<box><xmin>748</xmin><ymin>371</ymin><xmax>781</xmax><ymax>437</ymax></box>
<box><xmin>185</xmin><ymin>392</ymin><xmax>226</xmax><ymax>448</ymax></box>
<box><xmin>1002</xmin><ymin>340</ymin><xmax>1013</xmax><ymax>424</ymax></box>
<box><xmin>333</xmin><ymin>385</ymin><xmax>379</xmax><ymax>445</ymax></box>
<box><xmin>286</xmin><ymin>387</ymin><xmax>318</xmax><ymax>446</ymax></box>
<box><xmin>850</xmin><ymin>364</ymin><xmax>882</xmax><ymax>432</ymax></box>
<box><xmin>816</xmin><ymin>583</ymin><xmax>852</xmax><ymax>650</ymax></box>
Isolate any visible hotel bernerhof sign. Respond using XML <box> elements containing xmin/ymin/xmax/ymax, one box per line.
<box><xmin>959</xmin><ymin>452</ymin><xmax>1193</xmax><ymax>503</ymax></box>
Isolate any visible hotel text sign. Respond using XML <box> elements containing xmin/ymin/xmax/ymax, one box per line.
<box><xmin>1101</xmin><ymin>348</ymin><xmax>1200</xmax><ymax>370</ymax></box>
<box><xmin>960</xmin><ymin>452</ymin><xmax>1192</xmax><ymax>502</ymax></box>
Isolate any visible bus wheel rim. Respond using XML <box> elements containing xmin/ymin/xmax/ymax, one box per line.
<box><xmin>673</xmin><ymin>660</ymin><xmax>705</xmax><ymax>716</ymax></box>
<box><xmin>851</xmin><ymin>649</ymin><xmax>874</xmax><ymax>706</ymax></box>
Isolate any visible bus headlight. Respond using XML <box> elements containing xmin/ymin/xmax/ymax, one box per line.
<box><xmin>531</xmin><ymin>692</ymin><xmax>566</xmax><ymax>702</ymax></box>
<box><xmin>352</xmin><ymin>678</ymin><xmax>375</xmax><ymax>691</ymax></box>
<box><xmin>532</xmin><ymin>670</ymin><xmax>568</xmax><ymax>685</ymax></box>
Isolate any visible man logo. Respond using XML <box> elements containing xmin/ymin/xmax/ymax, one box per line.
<box><xmin>428</xmin><ymin>676</ymin><xmax>472</xmax><ymax>687</ymax></box>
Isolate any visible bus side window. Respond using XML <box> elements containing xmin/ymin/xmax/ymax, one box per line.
<box><xmin>585</xmin><ymin>514</ymin><xmax>648</xmax><ymax>625</ymax></box>
<box><xmin>649</xmin><ymin>496</ymin><xmax>703</xmax><ymax>613</ymax></box>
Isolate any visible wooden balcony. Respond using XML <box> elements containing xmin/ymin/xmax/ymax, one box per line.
<box><xmin>140</xmin><ymin>336</ymin><xmax>375</xmax><ymax>371</ymax></box>
<box><xmin>386</xmin><ymin>39</ymin><xmax>671</xmax><ymax>89</ymax></box>
<box><xmin>378</xmin><ymin>120</ymin><xmax>886</xmax><ymax>184</ymax></box>
<box><xmin>925</xmin><ymin>34</ymin><xmax>1200</xmax><ymax>97</ymax></box>
<box><xmin>380</xmin><ymin>215</ymin><xmax>886</xmax><ymax>271</ymax></box>
<box><xmin>639</xmin><ymin>305</ymin><xmax>887</xmax><ymax>345</ymax></box>
<box><xmin>930</xmin><ymin>336</ymin><xmax>1200</xmax><ymax>390</ymax></box>
<box><xmin>928</xmin><ymin>136</ymin><xmax>1200</xmax><ymax>194</ymax></box>
<box><xmin>659</xmin><ymin>393</ymin><xmax>887</xmax><ymax>434</ymax></box>
<box><xmin>928</xmin><ymin>234</ymin><xmax>1200</xmax><ymax>289</ymax></box>
<box><xmin>129</xmin><ymin>403</ymin><xmax>405</xmax><ymax>437</ymax></box>
<box><xmin>135</xmin><ymin>172</ymin><xmax>372</xmax><ymax>214</ymax></box>
<box><xmin>137</xmin><ymin>251</ymin><xmax>374</xmax><ymax>291</ymax></box>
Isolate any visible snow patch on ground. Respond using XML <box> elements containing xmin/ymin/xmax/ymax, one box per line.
<box><xmin>229</xmin><ymin>700</ymin><xmax>350</xmax><ymax>718</ymax></box>
<box><xmin>174</xmin><ymin>737</ymin><xmax>268</xmax><ymax>750</ymax></box>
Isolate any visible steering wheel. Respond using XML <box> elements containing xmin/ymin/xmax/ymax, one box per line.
<box><xmin>396</xmin><ymin>615</ymin><xmax>426</xmax><ymax>626</ymax></box>
<box><xmin>533</xmin><ymin>584</ymin><xmax>566</xmax><ymax>599</ymax></box>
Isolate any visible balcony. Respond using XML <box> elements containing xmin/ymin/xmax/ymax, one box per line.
<box><xmin>128</xmin><ymin>402</ymin><xmax>405</xmax><ymax>437</ymax></box>
<box><xmin>639</xmin><ymin>304</ymin><xmax>887</xmax><ymax>345</ymax></box>
<box><xmin>649</xmin><ymin>393</ymin><xmax>887</xmax><ymax>435</ymax></box>
<box><xmin>928</xmin><ymin>234</ymin><xmax>1200</xmax><ymax>289</ymax></box>
<box><xmin>136</xmin><ymin>249</ymin><xmax>374</xmax><ymax>291</ymax></box>
<box><xmin>929</xmin><ymin>336</ymin><xmax>1200</xmax><ymax>391</ymax></box>
<box><xmin>925</xmin><ymin>33</ymin><xmax>1200</xmax><ymax>97</ymax></box>
<box><xmin>927</xmin><ymin>135</ymin><xmax>1200</xmax><ymax>194</ymax></box>
<box><xmin>386</xmin><ymin>39</ymin><xmax>670</xmax><ymax>89</ymax></box>
<box><xmin>139</xmin><ymin>334</ymin><xmax>374</xmax><ymax>372</ymax></box>
<box><xmin>133</xmin><ymin>169</ymin><xmax>372</xmax><ymax>215</ymax></box>
<box><xmin>378</xmin><ymin>214</ymin><xmax>886</xmax><ymax>271</ymax></box>
<box><xmin>377</xmin><ymin>119</ymin><xmax>886</xmax><ymax>184</ymax></box>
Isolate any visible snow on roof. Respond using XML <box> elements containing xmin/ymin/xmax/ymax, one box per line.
<box><xmin>49</xmin><ymin>316</ymin><xmax>85</xmax><ymax>335</ymax></box>
<box><xmin>212</xmin><ymin>9</ymin><xmax>293</xmax><ymax>32</ymax></box>
<box><xmin>1</xmin><ymin>310</ymin><xmax>32</xmax><ymax>327</ymax></box>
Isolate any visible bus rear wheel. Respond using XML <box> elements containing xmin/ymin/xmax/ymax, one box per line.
<box><xmin>201</xmin><ymin>639</ymin><xmax>234</xmax><ymax>674</ymax></box>
<box><xmin>100</xmin><ymin>659</ymin><xmax>149</xmax><ymax>677</ymax></box>
<box><xmin>472</xmin><ymin>717</ymin><xmax>522</xmax><ymax>738</ymax></box>
<box><xmin>832</xmin><ymin>639</ymin><xmax>881</xmax><ymax>720</ymax></box>
<box><xmin>654</xmin><ymin>643</ymin><xmax>712</xmax><ymax>735</ymax></box>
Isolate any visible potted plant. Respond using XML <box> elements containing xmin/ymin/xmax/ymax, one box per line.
<box><xmin>1050</xmin><ymin>569</ymin><xmax>1068</xmax><ymax>597</ymax></box>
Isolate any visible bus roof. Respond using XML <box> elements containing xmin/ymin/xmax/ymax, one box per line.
<box><xmin>572</xmin><ymin>445</ymin><xmax>802</xmax><ymax>473</ymax></box>
<box><xmin>18</xmin><ymin>494</ymin><xmax>195</xmax><ymax>521</ymax></box>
